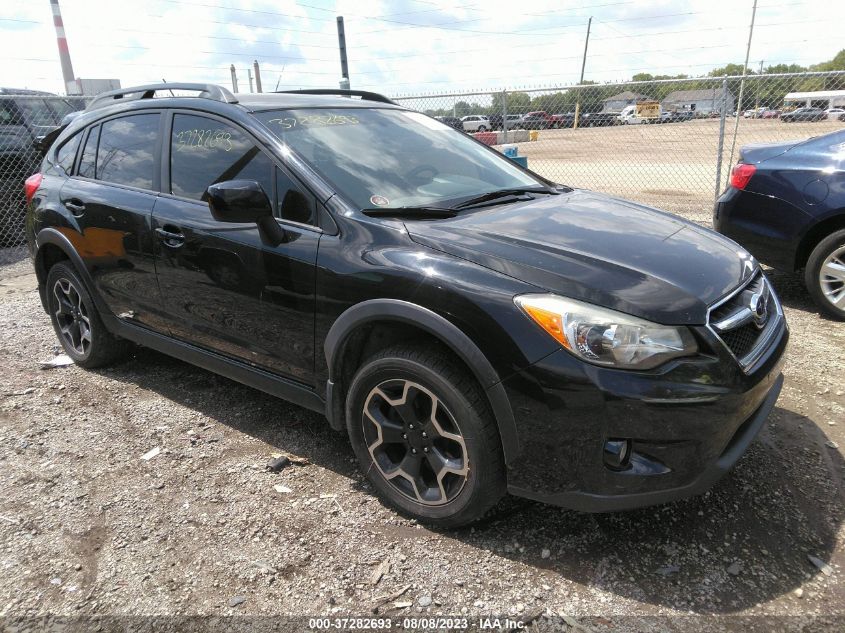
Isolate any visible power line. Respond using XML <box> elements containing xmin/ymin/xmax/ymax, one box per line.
<box><xmin>357</xmin><ymin>56</ymin><xmax>832</xmax><ymax>90</ymax></box>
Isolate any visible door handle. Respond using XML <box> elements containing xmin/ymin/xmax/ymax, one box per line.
<box><xmin>63</xmin><ymin>199</ymin><xmax>85</xmax><ymax>215</ymax></box>
<box><xmin>155</xmin><ymin>226</ymin><xmax>186</xmax><ymax>247</ymax></box>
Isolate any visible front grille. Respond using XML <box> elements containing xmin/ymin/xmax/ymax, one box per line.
<box><xmin>708</xmin><ymin>272</ymin><xmax>782</xmax><ymax>370</ymax></box>
<box><xmin>719</xmin><ymin>322</ymin><xmax>760</xmax><ymax>358</ymax></box>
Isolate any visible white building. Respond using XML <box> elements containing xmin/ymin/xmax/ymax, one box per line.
<box><xmin>783</xmin><ymin>90</ymin><xmax>845</xmax><ymax>109</ymax></box>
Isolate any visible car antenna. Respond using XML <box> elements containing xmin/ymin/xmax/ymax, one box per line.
<box><xmin>161</xmin><ymin>78</ymin><xmax>175</xmax><ymax>97</ymax></box>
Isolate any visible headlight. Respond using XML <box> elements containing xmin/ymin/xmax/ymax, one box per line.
<box><xmin>514</xmin><ymin>294</ymin><xmax>698</xmax><ymax>370</ymax></box>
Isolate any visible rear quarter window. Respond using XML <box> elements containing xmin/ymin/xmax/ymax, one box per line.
<box><xmin>55</xmin><ymin>132</ymin><xmax>81</xmax><ymax>175</ymax></box>
<box><xmin>78</xmin><ymin>125</ymin><xmax>99</xmax><ymax>179</ymax></box>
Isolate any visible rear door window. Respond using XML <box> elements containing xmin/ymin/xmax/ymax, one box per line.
<box><xmin>96</xmin><ymin>113</ymin><xmax>160</xmax><ymax>190</ymax></box>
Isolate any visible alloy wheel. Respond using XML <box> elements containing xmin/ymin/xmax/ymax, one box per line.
<box><xmin>362</xmin><ymin>379</ymin><xmax>469</xmax><ymax>506</ymax></box>
<box><xmin>819</xmin><ymin>245</ymin><xmax>845</xmax><ymax>310</ymax></box>
<box><xmin>53</xmin><ymin>278</ymin><xmax>92</xmax><ymax>356</ymax></box>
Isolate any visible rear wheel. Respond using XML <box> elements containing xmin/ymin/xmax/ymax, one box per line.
<box><xmin>346</xmin><ymin>344</ymin><xmax>506</xmax><ymax>527</ymax></box>
<box><xmin>805</xmin><ymin>229</ymin><xmax>845</xmax><ymax>320</ymax></box>
<box><xmin>46</xmin><ymin>262</ymin><xmax>131</xmax><ymax>367</ymax></box>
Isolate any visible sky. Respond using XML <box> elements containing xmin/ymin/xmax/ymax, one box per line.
<box><xmin>0</xmin><ymin>0</ymin><xmax>841</xmax><ymax>97</ymax></box>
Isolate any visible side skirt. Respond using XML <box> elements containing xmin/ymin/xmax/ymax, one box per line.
<box><xmin>106</xmin><ymin>316</ymin><xmax>327</xmax><ymax>415</ymax></box>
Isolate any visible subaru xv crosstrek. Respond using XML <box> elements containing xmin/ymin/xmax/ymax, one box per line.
<box><xmin>25</xmin><ymin>83</ymin><xmax>788</xmax><ymax>527</ymax></box>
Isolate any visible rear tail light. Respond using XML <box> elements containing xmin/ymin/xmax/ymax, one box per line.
<box><xmin>730</xmin><ymin>163</ymin><xmax>756</xmax><ymax>190</ymax></box>
<box><xmin>24</xmin><ymin>173</ymin><xmax>43</xmax><ymax>203</ymax></box>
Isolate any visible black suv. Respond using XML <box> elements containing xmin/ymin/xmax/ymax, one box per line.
<box><xmin>1</xmin><ymin>88</ymin><xmax>81</xmax><ymax>246</ymax></box>
<box><xmin>26</xmin><ymin>83</ymin><xmax>788</xmax><ymax>527</ymax></box>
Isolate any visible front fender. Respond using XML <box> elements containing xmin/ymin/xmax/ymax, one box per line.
<box><xmin>324</xmin><ymin>298</ymin><xmax>522</xmax><ymax>466</ymax></box>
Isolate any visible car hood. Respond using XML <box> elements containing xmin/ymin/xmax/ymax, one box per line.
<box><xmin>406</xmin><ymin>190</ymin><xmax>756</xmax><ymax>325</ymax></box>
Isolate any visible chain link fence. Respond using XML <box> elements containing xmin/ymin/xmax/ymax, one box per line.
<box><xmin>394</xmin><ymin>71</ymin><xmax>845</xmax><ymax>225</ymax></box>
<box><xmin>0</xmin><ymin>95</ymin><xmax>89</xmax><ymax>264</ymax></box>
<box><xmin>1</xmin><ymin>74</ymin><xmax>844</xmax><ymax>264</ymax></box>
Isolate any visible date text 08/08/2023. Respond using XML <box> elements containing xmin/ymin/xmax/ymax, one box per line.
<box><xmin>307</xmin><ymin>616</ymin><xmax>529</xmax><ymax>630</ymax></box>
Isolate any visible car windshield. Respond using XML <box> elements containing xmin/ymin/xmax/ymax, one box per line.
<box><xmin>254</xmin><ymin>108</ymin><xmax>542</xmax><ymax>209</ymax></box>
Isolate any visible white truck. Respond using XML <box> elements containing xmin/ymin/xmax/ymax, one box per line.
<box><xmin>618</xmin><ymin>101</ymin><xmax>661</xmax><ymax>125</ymax></box>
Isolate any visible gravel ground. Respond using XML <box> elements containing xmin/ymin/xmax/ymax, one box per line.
<box><xmin>1</xmin><ymin>233</ymin><xmax>844</xmax><ymax>632</ymax></box>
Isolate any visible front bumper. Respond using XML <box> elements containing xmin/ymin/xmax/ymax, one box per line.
<box><xmin>502</xmin><ymin>317</ymin><xmax>788</xmax><ymax>512</ymax></box>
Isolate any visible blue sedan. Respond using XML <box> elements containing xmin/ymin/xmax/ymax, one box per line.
<box><xmin>714</xmin><ymin>129</ymin><xmax>845</xmax><ymax>319</ymax></box>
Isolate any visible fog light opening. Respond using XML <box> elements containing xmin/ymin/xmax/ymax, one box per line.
<box><xmin>604</xmin><ymin>438</ymin><xmax>632</xmax><ymax>471</ymax></box>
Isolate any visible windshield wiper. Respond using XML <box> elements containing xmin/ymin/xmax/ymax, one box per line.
<box><xmin>453</xmin><ymin>186</ymin><xmax>558</xmax><ymax>210</ymax></box>
<box><xmin>362</xmin><ymin>206</ymin><xmax>458</xmax><ymax>220</ymax></box>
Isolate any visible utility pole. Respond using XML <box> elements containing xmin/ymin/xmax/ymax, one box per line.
<box><xmin>754</xmin><ymin>59</ymin><xmax>763</xmax><ymax>112</ymax></box>
<box><xmin>725</xmin><ymin>0</ymin><xmax>758</xmax><ymax>189</ymax></box>
<box><xmin>337</xmin><ymin>16</ymin><xmax>350</xmax><ymax>90</ymax></box>
<box><xmin>573</xmin><ymin>16</ymin><xmax>592</xmax><ymax>130</ymax></box>
<box><xmin>253</xmin><ymin>60</ymin><xmax>263</xmax><ymax>93</ymax></box>
<box><xmin>49</xmin><ymin>0</ymin><xmax>77</xmax><ymax>94</ymax></box>
<box><xmin>248</xmin><ymin>68</ymin><xmax>254</xmax><ymax>93</ymax></box>
<box><xmin>230</xmin><ymin>64</ymin><xmax>239</xmax><ymax>93</ymax></box>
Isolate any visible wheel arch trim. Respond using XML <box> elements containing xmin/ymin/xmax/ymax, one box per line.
<box><xmin>324</xmin><ymin>299</ymin><xmax>520</xmax><ymax>465</ymax></box>
<box><xmin>34</xmin><ymin>228</ymin><xmax>110</xmax><ymax>315</ymax></box>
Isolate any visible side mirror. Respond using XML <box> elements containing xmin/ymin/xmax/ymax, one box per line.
<box><xmin>206</xmin><ymin>180</ymin><xmax>286</xmax><ymax>246</ymax></box>
<box><xmin>206</xmin><ymin>180</ymin><xmax>273</xmax><ymax>223</ymax></box>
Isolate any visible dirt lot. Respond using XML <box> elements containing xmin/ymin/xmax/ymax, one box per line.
<box><xmin>519</xmin><ymin>118</ymin><xmax>845</xmax><ymax>223</ymax></box>
<box><xmin>1</xmin><ymin>238</ymin><xmax>845</xmax><ymax>632</ymax></box>
<box><xmin>1</xmin><ymin>116</ymin><xmax>845</xmax><ymax>630</ymax></box>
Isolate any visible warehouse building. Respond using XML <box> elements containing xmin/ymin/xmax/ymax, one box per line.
<box><xmin>661</xmin><ymin>87</ymin><xmax>735</xmax><ymax>114</ymax></box>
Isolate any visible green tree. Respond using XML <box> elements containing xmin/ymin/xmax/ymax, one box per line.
<box><xmin>492</xmin><ymin>91</ymin><xmax>531</xmax><ymax>116</ymax></box>
<box><xmin>709</xmin><ymin>63</ymin><xmax>753</xmax><ymax>77</ymax></box>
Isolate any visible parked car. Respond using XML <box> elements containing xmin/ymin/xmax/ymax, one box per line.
<box><xmin>825</xmin><ymin>108</ymin><xmax>845</xmax><ymax>121</ymax></box>
<box><xmin>27</xmin><ymin>83</ymin><xmax>787</xmax><ymax>527</ymax></box>
<box><xmin>658</xmin><ymin>110</ymin><xmax>695</xmax><ymax>124</ymax></box>
<box><xmin>714</xmin><ymin>129</ymin><xmax>845</xmax><ymax>319</ymax></box>
<box><xmin>435</xmin><ymin>116</ymin><xmax>463</xmax><ymax>131</ymax></box>
<box><xmin>518</xmin><ymin>111</ymin><xmax>558</xmax><ymax>129</ymax></box>
<box><xmin>781</xmin><ymin>107</ymin><xmax>826</xmax><ymax>122</ymax></box>
<box><xmin>460</xmin><ymin>115</ymin><xmax>490</xmax><ymax>132</ymax></box>
<box><xmin>487</xmin><ymin>114</ymin><xmax>523</xmax><ymax>130</ymax></box>
<box><xmin>579</xmin><ymin>112</ymin><xmax>618</xmax><ymax>127</ymax></box>
<box><xmin>1</xmin><ymin>88</ymin><xmax>82</xmax><ymax>246</ymax></box>
<box><xmin>743</xmin><ymin>108</ymin><xmax>765</xmax><ymax>119</ymax></box>
<box><xmin>552</xmin><ymin>113</ymin><xmax>577</xmax><ymax>128</ymax></box>
<box><xmin>761</xmin><ymin>109</ymin><xmax>781</xmax><ymax>119</ymax></box>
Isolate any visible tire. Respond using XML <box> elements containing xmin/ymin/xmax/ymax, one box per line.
<box><xmin>477</xmin><ymin>125</ymin><xmax>487</xmax><ymax>132</ymax></box>
<box><xmin>46</xmin><ymin>261</ymin><xmax>132</xmax><ymax>367</ymax></box>
<box><xmin>346</xmin><ymin>344</ymin><xmax>506</xmax><ymax>527</ymax></box>
<box><xmin>804</xmin><ymin>229</ymin><xmax>845</xmax><ymax>320</ymax></box>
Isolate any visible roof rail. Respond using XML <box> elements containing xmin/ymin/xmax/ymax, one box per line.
<box><xmin>86</xmin><ymin>83</ymin><xmax>238</xmax><ymax>111</ymax></box>
<box><xmin>274</xmin><ymin>88</ymin><xmax>396</xmax><ymax>105</ymax></box>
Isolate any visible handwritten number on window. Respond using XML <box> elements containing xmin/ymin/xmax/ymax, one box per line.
<box><xmin>176</xmin><ymin>129</ymin><xmax>233</xmax><ymax>152</ymax></box>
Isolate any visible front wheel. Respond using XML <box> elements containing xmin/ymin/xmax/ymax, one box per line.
<box><xmin>346</xmin><ymin>344</ymin><xmax>506</xmax><ymax>527</ymax></box>
<box><xmin>477</xmin><ymin>125</ymin><xmax>487</xmax><ymax>132</ymax></box>
<box><xmin>805</xmin><ymin>229</ymin><xmax>845</xmax><ymax>320</ymax></box>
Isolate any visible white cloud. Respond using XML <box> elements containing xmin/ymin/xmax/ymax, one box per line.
<box><xmin>0</xmin><ymin>0</ymin><xmax>841</xmax><ymax>96</ymax></box>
